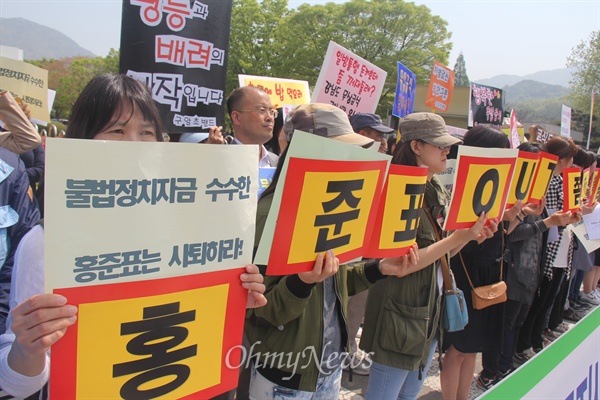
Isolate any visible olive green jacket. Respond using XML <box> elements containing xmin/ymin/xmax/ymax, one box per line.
<box><xmin>245</xmin><ymin>192</ymin><xmax>383</xmax><ymax>392</ymax></box>
<box><xmin>360</xmin><ymin>177</ymin><xmax>448</xmax><ymax>371</ymax></box>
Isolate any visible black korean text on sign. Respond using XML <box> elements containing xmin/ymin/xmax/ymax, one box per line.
<box><xmin>394</xmin><ymin>183</ymin><xmax>425</xmax><ymax>242</ymax></box>
<box><xmin>113</xmin><ymin>302</ymin><xmax>197</xmax><ymax>400</ymax></box>
<box><xmin>314</xmin><ymin>180</ymin><xmax>363</xmax><ymax>252</ymax></box>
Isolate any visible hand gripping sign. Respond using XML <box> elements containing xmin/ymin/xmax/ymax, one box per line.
<box><xmin>267</xmin><ymin>157</ymin><xmax>388</xmax><ymax>275</ymax></box>
<box><xmin>45</xmin><ymin>139</ymin><xmax>258</xmax><ymax>399</ymax></box>
<box><xmin>364</xmin><ymin>164</ymin><xmax>428</xmax><ymax>257</ymax></box>
<box><xmin>506</xmin><ymin>151</ymin><xmax>540</xmax><ymax>207</ymax></box>
<box><xmin>527</xmin><ymin>151</ymin><xmax>559</xmax><ymax>204</ymax></box>
<box><xmin>51</xmin><ymin>270</ymin><xmax>246</xmax><ymax>399</ymax></box>
<box><xmin>563</xmin><ymin>167</ymin><xmax>582</xmax><ymax>212</ymax></box>
<box><xmin>443</xmin><ymin>146</ymin><xmax>518</xmax><ymax>231</ymax></box>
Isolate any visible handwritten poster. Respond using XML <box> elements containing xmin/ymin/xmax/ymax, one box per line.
<box><xmin>469</xmin><ymin>82</ymin><xmax>504</xmax><ymax>128</ymax></box>
<box><xmin>425</xmin><ymin>61</ymin><xmax>455</xmax><ymax>112</ymax></box>
<box><xmin>312</xmin><ymin>41</ymin><xmax>387</xmax><ymax>116</ymax></box>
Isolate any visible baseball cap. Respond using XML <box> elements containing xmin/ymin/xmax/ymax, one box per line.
<box><xmin>349</xmin><ymin>113</ymin><xmax>394</xmax><ymax>134</ymax></box>
<box><xmin>180</xmin><ymin>132</ymin><xmax>209</xmax><ymax>143</ymax></box>
<box><xmin>399</xmin><ymin>112</ymin><xmax>462</xmax><ymax>147</ymax></box>
<box><xmin>283</xmin><ymin>104</ymin><xmax>375</xmax><ymax>148</ymax></box>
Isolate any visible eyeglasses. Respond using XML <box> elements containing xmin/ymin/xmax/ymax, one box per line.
<box><xmin>237</xmin><ymin>106</ymin><xmax>278</xmax><ymax>118</ymax></box>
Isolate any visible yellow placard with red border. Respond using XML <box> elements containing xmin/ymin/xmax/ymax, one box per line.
<box><xmin>506</xmin><ymin>151</ymin><xmax>540</xmax><ymax>206</ymax></box>
<box><xmin>589</xmin><ymin>170</ymin><xmax>600</xmax><ymax>206</ymax></box>
<box><xmin>364</xmin><ymin>164</ymin><xmax>428</xmax><ymax>257</ymax></box>
<box><xmin>50</xmin><ymin>269</ymin><xmax>246</xmax><ymax>400</ymax></box>
<box><xmin>581</xmin><ymin>167</ymin><xmax>591</xmax><ymax>203</ymax></box>
<box><xmin>527</xmin><ymin>151</ymin><xmax>559</xmax><ymax>204</ymax></box>
<box><xmin>268</xmin><ymin>157</ymin><xmax>387</xmax><ymax>275</ymax></box>
<box><xmin>444</xmin><ymin>146</ymin><xmax>518</xmax><ymax>231</ymax></box>
<box><xmin>563</xmin><ymin>167</ymin><xmax>582</xmax><ymax>212</ymax></box>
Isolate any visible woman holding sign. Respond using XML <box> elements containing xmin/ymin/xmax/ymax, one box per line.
<box><xmin>245</xmin><ymin>104</ymin><xmax>421</xmax><ymax>400</ymax></box>
<box><xmin>360</xmin><ymin>113</ymin><xmax>495</xmax><ymax>400</ymax></box>
<box><xmin>0</xmin><ymin>74</ymin><xmax>268</xmax><ymax>399</ymax></box>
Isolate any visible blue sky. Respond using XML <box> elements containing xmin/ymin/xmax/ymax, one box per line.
<box><xmin>1</xmin><ymin>0</ymin><xmax>598</xmax><ymax>80</ymax></box>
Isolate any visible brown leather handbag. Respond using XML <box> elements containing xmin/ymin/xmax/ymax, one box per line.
<box><xmin>458</xmin><ymin>234</ymin><xmax>507</xmax><ymax>310</ymax></box>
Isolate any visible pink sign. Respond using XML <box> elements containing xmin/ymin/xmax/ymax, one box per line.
<box><xmin>311</xmin><ymin>41</ymin><xmax>387</xmax><ymax>116</ymax></box>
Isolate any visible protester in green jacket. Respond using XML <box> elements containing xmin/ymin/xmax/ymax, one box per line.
<box><xmin>245</xmin><ymin>104</ymin><xmax>419</xmax><ymax>398</ymax></box>
<box><xmin>360</xmin><ymin>113</ymin><xmax>497</xmax><ymax>400</ymax></box>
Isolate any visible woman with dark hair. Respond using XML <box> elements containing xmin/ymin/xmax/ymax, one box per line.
<box><xmin>361</xmin><ymin>113</ymin><xmax>496</xmax><ymax>400</ymax></box>
<box><xmin>0</xmin><ymin>74</ymin><xmax>267</xmax><ymax>398</ymax></box>
<box><xmin>441</xmin><ymin>125</ymin><xmax>522</xmax><ymax>397</ymax></box>
<box><xmin>246</xmin><ymin>103</ymin><xmax>421</xmax><ymax>399</ymax></box>
<box><xmin>514</xmin><ymin>135</ymin><xmax>582</xmax><ymax>366</ymax></box>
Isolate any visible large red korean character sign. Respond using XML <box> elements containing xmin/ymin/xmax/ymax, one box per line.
<box><xmin>444</xmin><ymin>146</ymin><xmax>518</xmax><ymax>230</ymax></box>
<box><xmin>527</xmin><ymin>151</ymin><xmax>559</xmax><ymax>204</ymax></box>
<box><xmin>506</xmin><ymin>151</ymin><xmax>539</xmax><ymax>207</ymax></box>
<box><xmin>50</xmin><ymin>269</ymin><xmax>247</xmax><ymax>399</ymax></box>
<box><xmin>364</xmin><ymin>165</ymin><xmax>428</xmax><ymax>257</ymax></box>
<box><xmin>268</xmin><ymin>158</ymin><xmax>387</xmax><ymax>275</ymax></box>
<box><xmin>563</xmin><ymin>167</ymin><xmax>582</xmax><ymax>212</ymax></box>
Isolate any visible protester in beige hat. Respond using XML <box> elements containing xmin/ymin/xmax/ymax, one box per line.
<box><xmin>245</xmin><ymin>103</ymin><xmax>421</xmax><ymax>399</ymax></box>
<box><xmin>360</xmin><ymin>112</ymin><xmax>498</xmax><ymax>400</ymax></box>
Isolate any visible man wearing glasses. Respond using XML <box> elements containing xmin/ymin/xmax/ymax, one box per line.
<box><xmin>227</xmin><ymin>86</ymin><xmax>279</xmax><ymax>167</ymax></box>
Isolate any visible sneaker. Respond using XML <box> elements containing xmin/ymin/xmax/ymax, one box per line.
<box><xmin>543</xmin><ymin>329</ymin><xmax>559</xmax><ymax>342</ymax></box>
<box><xmin>513</xmin><ymin>348</ymin><xmax>536</xmax><ymax>365</ymax></box>
<box><xmin>571</xmin><ymin>300</ymin><xmax>590</xmax><ymax>311</ymax></box>
<box><xmin>553</xmin><ymin>322</ymin><xmax>569</xmax><ymax>333</ymax></box>
<box><xmin>476</xmin><ymin>374</ymin><xmax>499</xmax><ymax>391</ymax></box>
<box><xmin>563</xmin><ymin>308</ymin><xmax>584</xmax><ymax>322</ymax></box>
<box><xmin>542</xmin><ymin>337</ymin><xmax>552</xmax><ymax>347</ymax></box>
<box><xmin>498</xmin><ymin>366</ymin><xmax>515</xmax><ymax>378</ymax></box>
<box><xmin>580</xmin><ymin>291</ymin><xmax>600</xmax><ymax>305</ymax></box>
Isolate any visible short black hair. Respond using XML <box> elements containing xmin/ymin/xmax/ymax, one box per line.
<box><xmin>65</xmin><ymin>74</ymin><xmax>163</xmax><ymax>141</ymax></box>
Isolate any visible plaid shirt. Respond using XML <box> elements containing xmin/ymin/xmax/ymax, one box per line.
<box><xmin>543</xmin><ymin>174</ymin><xmax>573</xmax><ymax>280</ymax></box>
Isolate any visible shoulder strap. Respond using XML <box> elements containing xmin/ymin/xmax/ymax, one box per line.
<box><xmin>423</xmin><ymin>204</ymin><xmax>454</xmax><ymax>293</ymax></box>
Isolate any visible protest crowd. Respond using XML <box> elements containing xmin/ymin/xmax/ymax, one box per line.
<box><xmin>0</xmin><ymin>3</ymin><xmax>599</xmax><ymax>400</ymax></box>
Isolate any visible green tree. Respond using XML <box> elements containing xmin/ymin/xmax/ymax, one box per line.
<box><xmin>453</xmin><ymin>52</ymin><xmax>470</xmax><ymax>87</ymax></box>
<box><xmin>567</xmin><ymin>30</ymin><xmax>600</xmax><ymax>150</ymax></box>
<box><xmin>227</xmin><ymin>0</ymin><xmax>289</xmax><ymax>96</ymax></box>
<box><xmin>278</xmin><ymin>0</ymin><xmax>451</xmax><ymax>116</ymax></box>
<box><xmin>53</xmin><ymin>49</ymin><xmax>120</xmax><ymax>118</ymax></box>
<box><xmin>226</xmin><ymin>0</ymin><xmax>452</xmax><ymax>118</ymax></box>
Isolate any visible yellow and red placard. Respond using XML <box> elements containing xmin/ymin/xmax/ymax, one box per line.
<box><xmin>425</xmin><ymin>61</ymin><xmax>455</xmax><ymax>112</ymax></box>
<box><xmin>444</xmin><ymin>146</ymin><xmax>518</xmax><ymax>230</ymax></box>
<box><xmin>588</xmin><ymin>170</ymin><xmax>600</xmax><ymax>206</ymax></box>
<box><xmin>527</xmin><ymin>151</ymin><xmax>559</xmax><ymax>204</ymax></box>
<box><xmin>506</xmin><ymin>151</ymin><xmax>540</xmax><ymax>206</ymax></box>
<box><xmin>364</xmin><ymin>164</ymin><xmax>428</xmax><ymax>258</ymax></box>
<box><xmin>50</xmin><ymin>269</ymin><xmax>246</xmax><ymax>399</ymax></box>
<box><xmin>563</xmin><ymin>167</ymin><xmax>582</xmax><ymax>212</ymax></box>
<box><xmin>581</xmin><ymin>167</ymin><xmax>591</xmax><ymax>203</ymax></box>
<box><xmin>268</xmin><ymin>157</ymin><xmax>387</xmax><ymax>275</ymax></box>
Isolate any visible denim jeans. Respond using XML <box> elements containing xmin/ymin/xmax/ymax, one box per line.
<box><xmin>249</xmin><ymin>362</ymin><xmax>342</xmax><ymax>400</ymax></box>
<box><xmin>365</xmin><ymin>338</ymin><xmax>437</xmax><ymax>400</ymax></box>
